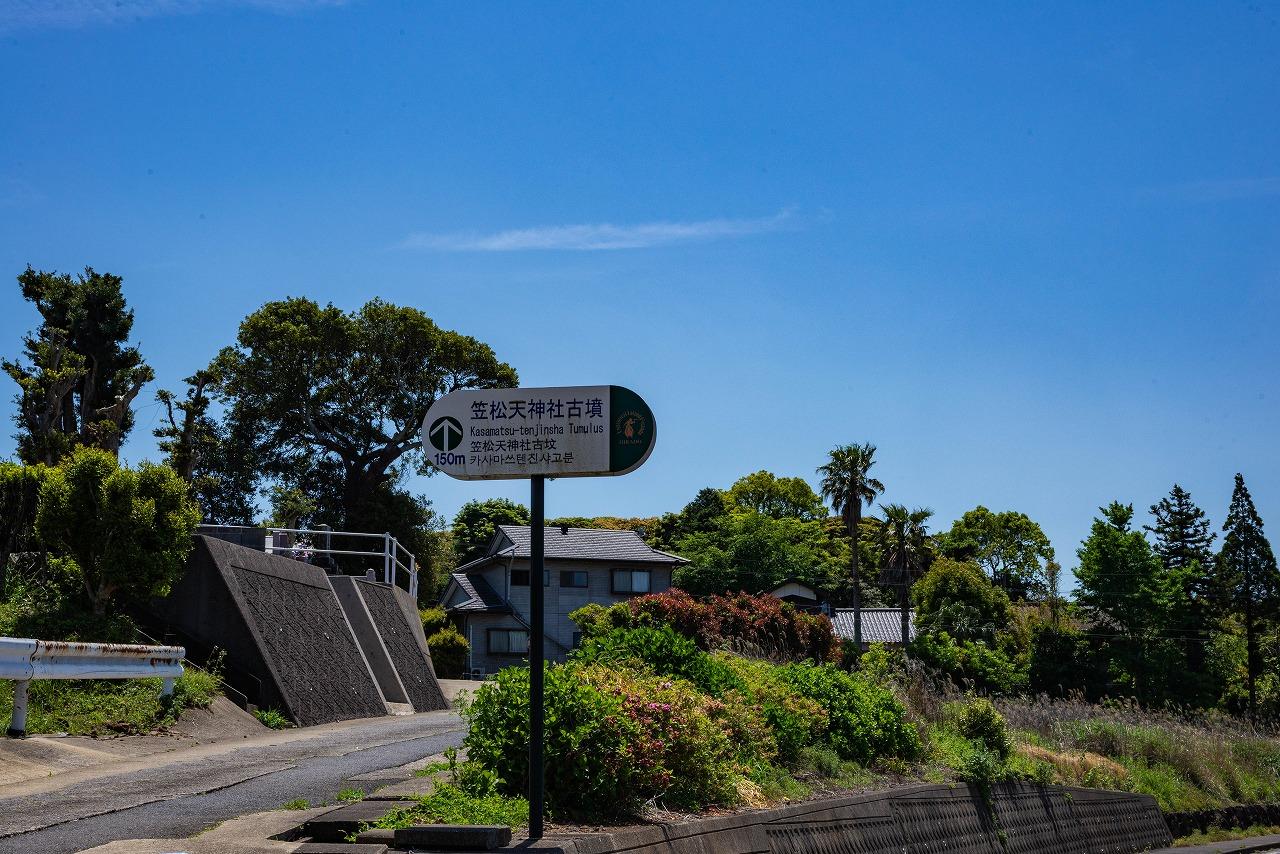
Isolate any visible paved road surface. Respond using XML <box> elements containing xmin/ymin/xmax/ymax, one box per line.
<box><xmin>0</xmin><ymin>710</ymin><xmax>465</xmax><ymax>854</ymax></box>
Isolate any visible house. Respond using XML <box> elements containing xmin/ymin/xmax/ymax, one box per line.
<box><xmin>765</xmin><ymin>578</ymin><xmax>830</xmax><ymax>614</ymax></box>
<box><xmin>832</xmin><ymin>607</ymin><xmax>915</xmax><ymax>649</ymax></box>
<box><xmin>440</xmin><ymin>525</ymin><xmax>686</xmax><ymax>675</ymax></box>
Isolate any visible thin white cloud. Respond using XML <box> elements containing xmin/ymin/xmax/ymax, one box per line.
<box><xmin>0</xmin><ymin>0</ymin><xmax>346</xmax><ymax>31</ymax></box>
<box><xmin>1146</xmin><ymin>176</ymin><xmax>1280</xmax><ymax>203</ymax></box>
<box><xmin>402</xmin><ymin>208</ymin><xmax>800</xmax><ymax>252</ymax></box>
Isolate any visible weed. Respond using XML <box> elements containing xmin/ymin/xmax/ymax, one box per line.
<box><xmin>281</xmin><ymin>799</ymin><xmax>310</xmax><ymax>810</ymax></box>
<box><xmin>370</xmin><ymin>783</ymin><xmax>528</xmax><ymax>829</ymax></box>
<box><xmin>254</xmin><ymin>708</ymin><xmax>293</xmax><ymax>729</ymax></box>
<box><xmin>336</xmin><ymin>788</ymin><xmax>364</xmax><ymax>802</ymax></box>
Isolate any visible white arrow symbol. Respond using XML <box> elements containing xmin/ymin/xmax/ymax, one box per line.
<box><xmin>431</xmin><ymin>418</ymin><xmax>462</xmax><ymax>451</ymax></box>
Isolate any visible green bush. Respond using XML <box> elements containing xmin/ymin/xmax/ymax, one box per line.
<box><xmin>568</xmin><ymin>602</ymin><xmax>631</xmax><ymax>639</ymax></box>
<box><xmin>945</xmin><ymin>698</ymin><xmax>1012</xmax><ymax>760</ymax></box>
<box><xmin>718</xmin><ymin>654</ymin><xmax>828</xmax><ymax>759</ymax></box>
<box><xmin>911</xmin><ymin>631</ymin><xmax>1028</xmax><ymax>695</ymax></box>
<box><xmin>777</xmin><ymin>662</ymin><xmax>921</xmax><ymax>763</ymax></box>
<box><xmin>427</xmin><ymin>625</ymin><xmax>469</xmax><ymax>679</ymax></box>
<box><xmin>463</xmin><ymin>662</ymin><xmax>746</xmax><ymax>817</ymax></box>
<box><xmin>420</xmin><ymin>606</ymin><xmax>450</xmax><ymax>637</ymax></box>
<box><xmin>35</xmin><ymin>447</ymin><xmax>200</xmax><ymax>616</ymax></box>
<box><xmin>464</xmin><ymin>663</ymin><xmax>637</xmax><ymax>817</ymax></box>
<box><xmin>573</xmin><ymin>625</ymin><xmax>745</xmax><ymax>698</ymax></box>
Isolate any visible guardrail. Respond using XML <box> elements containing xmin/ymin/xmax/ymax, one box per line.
<box><xmin>1</xmin><ymin>637</ymin><xmax>185</xmax><ymax>738</ymax></box>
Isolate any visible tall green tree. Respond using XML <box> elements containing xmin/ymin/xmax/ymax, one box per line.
<box><xmin>453</xmin><ymin>498</ymin><xmax>530</xmax><ymax>564</ymax></box>
<box><xmin>651</xmin><ymin>487</ymin><xmax>726</xmax><ymax>551</ymax></box>
<box><xmin>3</xmin><ymin>267</ymin><xmax>153</xmax><ymax>464</ymax></box>
<box><xmin>874</xmin><ymin>503</ymin><xmax>934</xmax><ymax>646</ymax></box>
<box><xmin>1145</xmin><ymin>484</ymin><xmax>1217</xmax><ymax>684</ymax></box>
<box><xmin>210</xmin><ymin>297</ymin><xmax>517</xmax><ymax>554</ymax></box>
<box><xmin>1074</xmin><ymin>501</ymin><xmax>1173</xmax><ymax>701</ymax></box>
<box><xmin>1215</xmin><ymin>474</ymin><xmax>1280</xmax><ymax>719</ymax></box>
<box><xmin>817</xmin><ymin>442</ymin><xmax>885</xmax><ymax>648</ymax></box>
<box><xmin>154</xmin><ymin>368</ymin><xmax>259</xmax><ymax>524</ymax></box>
<box><xmin>35</xmin><ymin>447</ymin><xmax>200</xmax><ymax>616</ymax></box>
<box><xmin>725</xmin><ymin>470</ymin><xmax>826</xmax><ymax>520</ymax></box>
<box><xmin>938</xmin><ymin>506</ymin><xmax>1056</xmax><ymax>600</ymax></box>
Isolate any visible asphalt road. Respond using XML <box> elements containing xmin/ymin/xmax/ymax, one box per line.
<box><xmin>0</xmin><ymin>711</ymin><xmax>466</xmax><ymax>854</ymax></box>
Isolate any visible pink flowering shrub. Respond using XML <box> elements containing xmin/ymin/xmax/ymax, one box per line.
<box><xmin>617</xmin><ymin>589</ymin><xmax>842</xmax><ymax>663</ymax></box>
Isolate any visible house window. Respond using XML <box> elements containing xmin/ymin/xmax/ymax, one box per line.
<box><xmin>488</xmin><ymin>628</ymin><xmax>529</xmax><ymax>655</ymax></box>
<box><xmin>560</xmin><ymin>570</ymin><xmax>588</xmax><ymax>588</ymax></box>
<box><xmin>611</xmin><ymin>568</ymin><xmax>651</xmax><ymax>594</ymax></box>
<box><xmin>510</xmin><ymin>569</ymin><xmax>549</xmax><ymax>586</ymax></box>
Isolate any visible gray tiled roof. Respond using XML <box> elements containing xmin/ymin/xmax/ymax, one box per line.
<box><xmin>447</xmin><ymin>572</ymin><xmax>511</xmax><ymax>613</ymax></box>
<box><xmin>495</xmin><ymin>526</ymin><xmax>685</xmax><ymax>564</ymax></box>
<box><xmin>832</xmin><ymin>608</ymin><xmax>915</xmax><ymax>644</ymax></box>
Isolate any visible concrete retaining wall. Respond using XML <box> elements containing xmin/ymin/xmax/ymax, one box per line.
<box><xmin>530</xmin><ymin>782</ymin><xmax>1170</xmax><ymax>854</ymax></box>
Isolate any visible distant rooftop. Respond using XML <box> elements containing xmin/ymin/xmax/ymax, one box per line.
<box><xmin>486</xmin><ymin>525</ymin><xmax>686</xmax><ymax>565</ymax></box>
<box><xmin>832</xmin><ymin>608</ymin><xmax>915</xmax><ymax>644</ymax></box>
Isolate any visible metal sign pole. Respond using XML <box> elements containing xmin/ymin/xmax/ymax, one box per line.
<box><xmin>529</xmin><ymin>474</ymin><xmax>545</xmax><ymax>839</ymax></box>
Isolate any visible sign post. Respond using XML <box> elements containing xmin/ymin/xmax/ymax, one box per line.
<box><xmin>422</xmin><ymin>385</ymin><xmax>656</xmax><ymax>839</ymax></box>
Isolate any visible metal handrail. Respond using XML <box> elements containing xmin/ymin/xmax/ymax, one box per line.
<box><xmin>2</xmin><ymin>637</ymin><xmax>185</xmax><ymax>737</ymax></box>
<box><xmin>200</xmin><ymin>524</ymin><xmax>420</xmax><ymax>600</ymax></box>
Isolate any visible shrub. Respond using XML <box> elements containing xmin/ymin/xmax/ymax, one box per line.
<box><xmin>911</xmin><ymin>631</ymin><xmax>1028</xmax><ymax>695</ymax></box>
<box><xmin>464</xmin><ymin>663</ymin><xmax>637</xmax><ymax>817</ymax></box>
<box><xmin>463</xmin><ymin>662</ymin><xmax>747</xmax><ymax>817</ymax></box>
<box><xmin>719</xmin><ymin>654</ymin><xmax>829</xmax><ymax>759</ymax></box>
<box><xmin>573</xmin><ymin>625</ymin><xmax>745</xmax><ymax>698</ymax></box>
<box><xmin>777</xmin><ymin>662</ymin><xmax>921</xmax><ymax>763</ymax></box>
<box><xmin>913</xmin><ymin>558</ymin><xmax>1011</xmax><ymax>642</ymax></box>
<box><xmin>427</xmin><ymin>625</ymin><xmax>469</xmax><ymax>678</ymax></box>
<box><xmin>420</xmin><ymin>606</ymin><xmax>450</xmax><ymax>637</ymax></box>
<box><xmin>946</xmin><ymin>698</ymin><xmax>1012</xmax><ymax>760</ymax></box>
<box><xmin>35</xmin><ymin>448</ymin><xmax>200</xmax><ymax>616</ymax></box>
<box><xmin>624</xmin><ymin>589</ymin><xmax>841</xmax><ymax>663</ymax></box>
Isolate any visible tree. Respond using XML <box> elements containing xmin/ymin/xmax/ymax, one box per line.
<box><xmin>1147</xmin><ymin>485</ymin><xmax>1216</xmax><ymax>571</ymax></box>
<box><xmin>154</xmin><ymin>368</ymin><xmax>259</xmax><ymax>524</ymax></box>
<box><xmin>210</xmin><ymin>297</ymin><xmax>517</xmax><ymax>552</ymax></box>
<box><xmin>3</xmin><ymin>266</ymin><xmax>153</xmax><ymax>464</ymax></box>
<box><xmin>453</xmin><ymin>498</ymin><xmax>530</xmax><ymax>564</ymax></box>
<box><xmin>1215</xmin><ymin>474</ymin><xmax>1280</xmax><ymax>720</ymax></box>
<box><xmin>874</xmin><ymin>503</ymin><xmax>934</xmax><ymax>646</ymax></box>
<box><xmin>725</xmin><ymin>470</ymin><xmax>826</xmax><ymax>520</ymax></box>
<box><xmin>1074</xmin><ymin>502</ymin><xmax>1171</xmax><ymax>700</ymax></box>
<box><xmin>913</xmin><ymin>557</ymin><xmax>1011</xmax><ymax>643</ymax></box>
<box><xmin>0</xmin><ymin>462</ymin><xmax>50</xmax><ymax>597</ymax></box>
<box><xmin>1145</xmin><ymin>484</ymin><xmax>1217</xmax><ymax>681</ymax></box>
<box><xmin>817</xmin><ymin>443</ymin><xmax>885</xmax><ymax>649</ymax></box>
<box><xmin>35</xmin><ymin>447</ymin><xmax>200</xmax><ymax>615</ymax></box>
<box><xmin>938</xmin><ymin>506</ymin><xmax>1056</xmax><ymax>600</ymax></box>
<box><xmin>672</xmin><ymin>511</ymin><xmax>848</xmax><ymax>596</ymax></box>
<box><xmin>651</xmin><ymin>487</ymin><xmax>727</xmax><ymax>550</ymax></box>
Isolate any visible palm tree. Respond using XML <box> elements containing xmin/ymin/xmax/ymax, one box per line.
<box><xmin>817</xmin><ymin>443</ymin><xmax>885</xmax><ymax>649</ymax></box>
<box><xmin>875</xmin><ymin>503</ymin><xmax>934</xmax><ymax>646</ymax></box>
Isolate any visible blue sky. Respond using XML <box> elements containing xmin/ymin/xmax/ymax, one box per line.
<box><xmin>1</xmin><ymin>1</ymin><xmax>1277</xmax><ymax>582</ymax></box>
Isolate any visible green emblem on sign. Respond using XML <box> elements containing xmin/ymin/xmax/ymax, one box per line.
<box><xmin>608</xmin><ymin>386</ymin><xmax>656</xmax><ymax>474</ymax></box>
<box><xmin>428</xmin><ymin>416</ymin><xmax>463</xmax><ymax>452</ymax></box>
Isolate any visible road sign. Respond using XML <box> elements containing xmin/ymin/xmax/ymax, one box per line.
<box><xmin>422</xmin><ymin>383</ymin><xmax>656</xmax><ymax>841</ymax></box>
<box><xmin>420</xmin><ymin>385</ymin><xmax>656</xmax><ymax>480</ymax></box>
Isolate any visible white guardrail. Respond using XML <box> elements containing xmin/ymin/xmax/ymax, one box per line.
<box><xmin>1</xmin><ymin>637</ymin><xmax>185</xmax><ymax>737</ymax></box>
